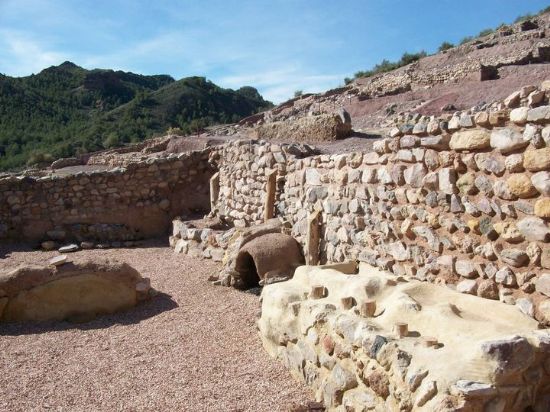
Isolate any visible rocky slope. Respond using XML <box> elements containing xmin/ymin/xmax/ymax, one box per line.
<box><xmin>232</xmin><ymin>12</ymin><xmax>550</xmax><ymax>139</ymax></box>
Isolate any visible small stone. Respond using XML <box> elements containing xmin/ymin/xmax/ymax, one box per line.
<box><xmin>504</xmin><ymin>91</ymin><xmax>521</xmax><ymax>108</ymax></box>
<box><xmin>456</xmin><ymin>173</ymin><xmax>476</xmax><ymax>195</ymax></box>
<box><xmin>450</xmin><ymin>195</ymin><xmax>464</xmax><ymax>213</ymax></box>
<box><xmin>527</xmin><ymin>105</ymin><xmax>550</xmax><ymax>122</ymax></box>
<box><xmin>490</xmin><ymin>128</ymin><xmax>528</xmax><ymax>153</ymax></box>
<box><xmin>477</xmin><ymin>279</ymin><xmax>499</xmax><ymax>300</ymax></box>
<box><xmin>495</xmin><ymin>267</ymin><xmax>516</xmax><ymax>287</ymax></box>
<box><xmin>452</xmin><ymin>380</ymin><xmax>497</xmax><ymax>398</ymax></box>
<box><xmin>58</xmin><ymin>244</ymin><xmax>79</xmax><ymax>253</ymax></box>
<box><xmin>532</xmin><ymin>172</ymin><xmax>550</xmax><ymax>196</ymax></box>
<box><xmin>517</xmin><ymin>217</ymin><xmax>550</xmax><ymax>242</ymax></box>
<box><xmin>404</xmin><ymin>164</ymin><xmax>427</xmax><ymax>188</ymax></box>
<box><xmin>535</xmin><ymin>198</ymin><xmax>550</xmax><ymax>219</ymax></box>
<box><xmin>510</xmin><ymin>107</ymin><xmax>528</xmax><ymax>124</ymax></box>
<box><xmin>504</xmin><ymin>154</ymin><xmax>523</xmax><ymax>173</ymax></box>
<box><xmin>493</xmin><ymin>222</ymin><xmax>523</xmax><ymax>243</ymax></box>
<box><xmin>416</xmin><ymin>380</ymin><xmax>437</xmax><ymax>407</ymax></box>
<box><xmin>537</xmin><ymin>274</ymin><xmax>550</xmax><ymax>297</ymax></box>
<box><xmin>493</xmin><ymin>180</ymin><xmax>517</xmax><ymax>200</ymax></box>
<box><xmin>459</xmin><ymin>114</ymin><xmax>474</xmax><ymax>128</ymax></box>
<box><xmin>456</xmin><ymin>279</ymin><xmax>477</xmax><ymax>294</ymax></box>
<box><xmin>474</xmin><ymin>175</ymin><xmax>493</xmax><ymax>195</ymax></box>
<box><xmin>48</xmin><ymin>255</ymin><xmax>68</xmax><ymax>266</ymax></box>
<box><xmin>524</xmin><ymin>148</ymin><xmax>550</xmax><ymax>172</ymax></box>
<box><xmin>350</xmin><ymin>372</ymin><xmax>382</xmax><ymax>403</ymax></box>
<box><xmin>481</xmin><ymin>336</ymin><xmax>534</xmax><ymax>379</ymax></box>
<box><xmin>41</xmin><ymin>240</ymin><xmax>57</xmax><ymax>251</ymax></box>
<box><xmin>80</xmin><ymin>241</ymin><xmax>95</xmax><ymax>249</ymax></box>
<box><xmin>438</xmin><ymin>168</ymin><xmax>457</xmax><ymax>194</ymax></box>
<box><xmin>474</xmin><ymin>111</ymin><xmax>490</xmax><ymax>127</ymax></box>
<box><xmin>331</xmin><ymin>364</ymin><xmax>357</xmax><ymax>392</ymax></box>
<box><xmin>479</xmin><ymin>217</ymin><xmax>498</xmax><ymax>240</ymax></box>
<box><xmin>528</xmin><ymin>90</ymin><xmax>545</xmax><ymax>107</ymax></box>
<box><xmin>456</xmin><ymin>260</ymin><xmax>477</xmax><ymax>278</ymax></box>
<box><xmin>500</xmin><ymin>248</ymin><xmax>529</xmax><ymax>267</ymax></box>
<box><xmin>516</xmin><ymin>298</ymin><xmax>535</xmax><ymax>317</ymax></box>
<box><xmin>506</xmin><ymin>174</ymin><xmax>537</xmax><ymax>198</ymax></box>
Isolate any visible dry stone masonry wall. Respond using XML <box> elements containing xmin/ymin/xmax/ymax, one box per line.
<box><xmin>210</xmin><ymin>82</ymin><xmax>550</xmax><ymax>327</ymax></box>
<box><xmin>212</xmin><ymin>140</ymin><xmax>315</xmax><ymax>228</ymax></box>
<box><xmin>1</xmin><ymin>150</ymin><xmax>214</xmax><ymax>242</ymax></box>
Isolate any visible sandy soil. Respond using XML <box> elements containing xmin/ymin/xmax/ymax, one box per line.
<box><xmin>0</xmin><ymin>241</ymin><xmax>313</xmax><ymax>412</ymax></box>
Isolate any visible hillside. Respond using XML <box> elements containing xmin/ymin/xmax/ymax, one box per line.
<box><xmin>231</xmin><ymin>10</ymin><xmax>550</xmax><ymax>144</ymax></box>
<box><xmin>0</xmin><ymin>62</ymin><xmax>272</xmax><ymax>170</ymax></box>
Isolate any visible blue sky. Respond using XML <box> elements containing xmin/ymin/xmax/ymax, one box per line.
<box><xmin>1</xmin><ymin>0</ymin><xmax>549</xmax><ymax>103</ymax></box>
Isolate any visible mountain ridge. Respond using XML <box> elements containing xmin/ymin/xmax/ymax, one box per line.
<box><xmin>0</xmin><ymin>62</ymin><xmax>272</xmax><ymax>170</ymax></box>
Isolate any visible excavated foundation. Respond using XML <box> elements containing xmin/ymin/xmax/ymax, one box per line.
<box><xmin>259</xmin><ymin>263</ymin><xmax>550</xmax><ymax>411</ymax></box>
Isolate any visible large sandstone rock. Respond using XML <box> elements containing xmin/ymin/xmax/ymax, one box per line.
<box><xmin>0</xmin><ymin>259</ymin><xmax>151</xmax><ymax>322</ymax></box>
<box><xmin>449</xmin><ymin>129</ymin><xmax>490</xmax><ymax>151</ymax></box>
<box><xmin>259</xmin><ymin>263</ymin><xmax>547</xmax><ymax>411</ymax></box>
<box><xmin>256</xmin><ymin>112</ymin><xmax>352</xmax><ymax>142</ymax></box>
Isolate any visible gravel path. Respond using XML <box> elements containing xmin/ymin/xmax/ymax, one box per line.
<box><xmin>0</xmin><ymin>241</ymin><xmax>313</xmax><ymax>411</ymax></box>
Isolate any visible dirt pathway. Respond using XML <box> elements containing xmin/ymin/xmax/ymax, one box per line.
<box><xmin>0</xmin><ymin>242</ymin><xmax>312</xmax><ymax>411</ymax></box>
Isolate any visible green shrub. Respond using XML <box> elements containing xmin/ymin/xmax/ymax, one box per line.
<box><xmin>478</xmin><ymin>28</ymin><xmax>493</xmax><ymax>37</ymax></box>
<box><xmin>514</xmin><ymin>13</ymin><xmax>534</xmax><ymax>23</ymax></box>
<box><xmin>459</xmin><ymin>36</ymin><xmax>473</xmax><ymax>45</ymax></box>
<box><xmin>438</xmin><ymin>41</ymin><xmax>454</xmax><ymax>52</ymax></box>
<box><xmin>294</xmin><ymin>90</ymin><xmax>303</xmax><ymax>98</ymax></box>
<box><xmin>26</xmin><ymin>152</ymin><xmax>53</xmax><ymax>166</ymax></box>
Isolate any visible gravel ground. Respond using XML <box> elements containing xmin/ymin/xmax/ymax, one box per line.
<box><xmin>0</xmin><ymin>241</ymin><xmax>313</xmax><ymax>411</ymax></box>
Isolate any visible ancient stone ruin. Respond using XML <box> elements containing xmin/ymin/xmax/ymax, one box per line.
<box><xmin>3</xmin><ymin>49</ymin><xmax>550</xmax><ymax>412</ymax></box>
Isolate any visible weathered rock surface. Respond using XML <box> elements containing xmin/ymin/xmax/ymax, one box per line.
<box><xmin>259</xmin><ymin>264</ymin><xmax>547</xmax><ymax>411</ymax></box>
<box><xmin>0</xmin><ymin>259</ymin><xmax>152</xmax><ymax>322</ymax></box>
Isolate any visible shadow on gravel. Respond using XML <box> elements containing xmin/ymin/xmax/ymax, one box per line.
<box><xmin>0</xmin><ymin>291</ymin><xmax>178</xmax><ymax>336</ymax></box>
<box><xmin>352</xmin><ymin>131</ymin><xmax>382</xmax><ymax>139</ymax></box>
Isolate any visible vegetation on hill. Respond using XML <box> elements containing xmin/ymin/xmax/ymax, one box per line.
<box><xmin>346</xmin><ymin>5</ymin><xmax>550</xmax><ymax>85</ymax></box>
<box><xmin>344</xmin><ymin>51</ymin><xmax>427</xmax><ymax>84</ymax></box>
<box><xmin>0</xmin><ymin>62</ymin><xmax>272</xmax><ymax>170</ymax></box>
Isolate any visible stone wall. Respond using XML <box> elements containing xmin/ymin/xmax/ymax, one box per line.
<box><xmin>211</xmin><ymin>86</ymin><xmax>550</xmax><ymax>325</ymax></box>
<box><xmin>0</xmin><ymin>150</ymin><xmax>214</xmax><ymax>242</ymax></box>
<box><xmin>213</xmin><ymin>140</ymin><xmax>315</xmax><ymax>227</ymax></box>
<box><xmin>282</xmin><ymin>127</ymin><xmax>550</xmax><ymax>324</ymax></box>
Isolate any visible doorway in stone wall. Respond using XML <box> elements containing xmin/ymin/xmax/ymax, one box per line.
<box><xmin>234</xmin><ymin>251</ymin><xmax>260</xmax><ymax>290</ymax></box>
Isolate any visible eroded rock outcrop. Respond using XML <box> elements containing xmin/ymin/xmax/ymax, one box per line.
<box><xmin>0</xmin><ymin>258</ymin><xmax>152</xmax><ymax>322</ymax></box>
<box><xmin>259</xmin><ymin>263</ymin><xmax>550</xmax><ymax>411</ymax></box>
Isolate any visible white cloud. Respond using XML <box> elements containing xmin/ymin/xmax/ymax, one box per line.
<box><xmin>0</xmin><ymin>29</ymin><xmax>68</xmax><ymax>75</ymax></box>
<box><xmin>218</xmin><ymin>67</ymin><xmax>344</xmax><ymax>103</ymax></box>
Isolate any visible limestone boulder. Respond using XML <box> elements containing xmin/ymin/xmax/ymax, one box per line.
<box><xmin>0</xmin><ymin>259</ymin><xmax>152</xmax><ymax>323</ymax></box>
<box><xmin>449</xmin><ymin>129</ymin><xmax>490</xmax><ymax>151</ymax></box>
<box><xmin>490</xmin><ymin>128</ymin><xmax>528</xmax><ymax>153</ymax></box>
